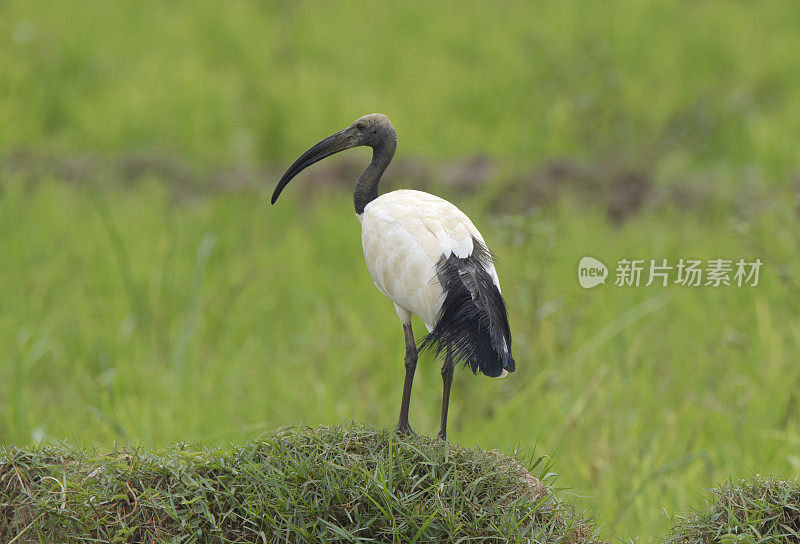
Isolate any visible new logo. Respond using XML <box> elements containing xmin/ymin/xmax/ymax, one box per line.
<box><xmin>578</xmin><ymin>256</ymin><xmax>608</xmax><ymax>288</ymax></box>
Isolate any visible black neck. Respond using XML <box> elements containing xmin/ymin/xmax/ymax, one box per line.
<box><xmin>354</xmin><ymin>135</ymin><xmax>396</xmax><ymax>214</ymax></box>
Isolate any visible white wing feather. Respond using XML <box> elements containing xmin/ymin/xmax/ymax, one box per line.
<box><xmin>359</xmin><ymin>190</ymin><xmax>500</xmax><ymax>331</ymax></box>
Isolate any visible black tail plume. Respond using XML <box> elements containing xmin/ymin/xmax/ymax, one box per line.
<box><xmin>419</xmin><ymin>238</ymin><xmax>516</xmax><ymax>377</ymax></box>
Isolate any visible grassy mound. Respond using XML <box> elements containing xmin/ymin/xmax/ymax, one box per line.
<box><xmin>0</xmin><ymin>425</ymin><xmax>602</xmax><ymax>543</ymax></box>
<box><xmin>663</xmin><ymin>477</ymin><xmax>800</xmax><ymax>544</ymax></box>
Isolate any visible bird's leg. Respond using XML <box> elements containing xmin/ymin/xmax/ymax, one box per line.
<box><xmin>396</xmin><ymin>323</ymin><xmax>417</xmax><ymax>436</ymax></box>
<box><xmin>437</xmin><ymin>345</ymin><xmax>455</xmax><ymax>441</ymax></box>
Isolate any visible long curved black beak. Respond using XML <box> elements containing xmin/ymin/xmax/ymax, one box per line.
<box><xmin>271</xmin><ymin>127</ymin><xmax>358</xmax><ymax>204</ymax></box>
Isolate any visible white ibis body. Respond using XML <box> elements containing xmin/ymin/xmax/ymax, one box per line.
<box><xmin>271</xmin><ymin>114</ymin><xmax>515</xmax><ymax>440</ymax></box>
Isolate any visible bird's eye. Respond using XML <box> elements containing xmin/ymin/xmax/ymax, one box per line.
<box><xmin>371</xmin><ymin>129</ymin><xmax>377</xmax><ymax>134</ymax></box>
<box><xmin>356</xmin><ymin>123</ymin><xmax>365</xmax><ymax>131</ymax></box>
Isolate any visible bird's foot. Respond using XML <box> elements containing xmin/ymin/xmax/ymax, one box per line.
<box><xmin>436</xmin><ymin>428</ymin><xmax>447</xmax><ymax>441</ymax></box>
<box><xmin>395</xmin><ymin>421</ymin><xmax>416</xmax><ymax>437</ymax></box>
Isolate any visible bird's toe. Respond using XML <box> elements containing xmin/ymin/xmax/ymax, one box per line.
<box><xmin>395</xmin><ymin>422</ymin><xmax>417</xmax><ymax>437</ymax></box>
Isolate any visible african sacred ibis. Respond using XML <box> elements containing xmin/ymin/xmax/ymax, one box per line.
<box><xmin>271</xmin><ymin>114</ymin><xmax>515</xmax><ymax>440</ymax></box>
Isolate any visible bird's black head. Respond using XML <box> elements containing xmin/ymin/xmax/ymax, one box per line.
<box><xmin>350</xmin><ymin>113</ymin><xmax>396</xmax><ymax>148</ymax></box>
<box><xmin>271</xmin><ymin>113</ymin><xmax>396</xmax><ymax>205</ymax></box>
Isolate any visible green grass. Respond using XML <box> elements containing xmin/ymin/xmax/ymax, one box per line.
<box><xmin>664</xmin><ymin>477</ymin><xmax>800</xmax><ymax>544</ymax></box>
<box><xmin>0</xmin><ymin>424</ymin><xmax>602</xmax><ymax>543</ymax></box>
<box><xmin>1</xmin><ymin>174</ymin><xmax>799</xmax><ymax>541</ymax></box>
<box><xmin>3</xmin><ymin>426</ymin><xmax>796</xmax><ymax>543</ymax></box>
<box><xmin>3</xmin><ymin>0</ymin><xmax>800</xmax><ymax>180</ymax></box>
<box><xmin>2</xmin><ymin>0</ymin><xmax>800</xmax><ymax>541</ymax></box>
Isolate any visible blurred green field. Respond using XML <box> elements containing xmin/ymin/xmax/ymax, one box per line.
<box><xmin>2</xmin><ymin>0</ymin><xmax>800</xmax><ymax>541</ymax></box>
<box><xmin>3</xmin><ymin>0</ymin><xmax>800</xmax><ymax>179</ymax></box>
